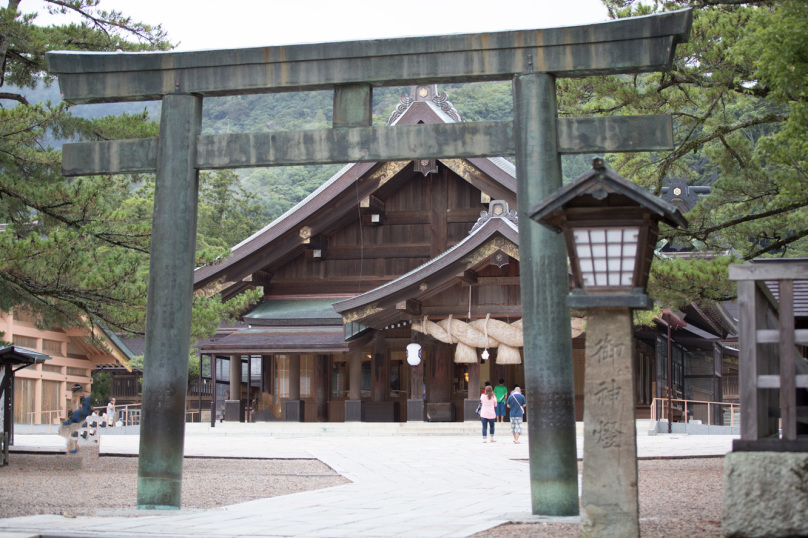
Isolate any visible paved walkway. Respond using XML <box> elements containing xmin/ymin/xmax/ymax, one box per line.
<box><xmin>0</xmin><ymin>422</ymin><xmax>735</xmax><ymax>537</ymax></box>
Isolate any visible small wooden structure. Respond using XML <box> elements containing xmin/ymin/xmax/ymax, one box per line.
<box><xmin>0</xmin><ymin>346</ymin><xmax>50</xmax><ymax>465</ymax></box>
<box><xmin>729</xmin><ymin>260</ymin><xmax>808</xmax><ymax>450</ymax></box>
<box><xmin>723</xmin><ymin>259</ymin><xmax>808</xmax><ymax>537</ymax></box>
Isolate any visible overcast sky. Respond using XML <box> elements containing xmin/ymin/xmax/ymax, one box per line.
<box><xmin>25</xmin><ymin>0</ymin><xmax>611</xmax><ymax>51</ymax></box>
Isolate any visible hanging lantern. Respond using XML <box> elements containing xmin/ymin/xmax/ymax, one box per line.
<box><xmin>406</xmin><ymin>343</ymin><xmax>422</xmax><ymax>366</ymax></box>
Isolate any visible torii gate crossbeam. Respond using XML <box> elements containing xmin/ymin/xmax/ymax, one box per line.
<box><xmin>46</xmin><ymin>8</ymin><xmax>692</xmax><ymax>515</ymax></box>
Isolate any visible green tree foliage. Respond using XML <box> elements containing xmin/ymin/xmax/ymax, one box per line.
<box><xmin>554</xmin><ymin>0</ymin><xmax>808</xmax><ymax>306</ymax></box>
<box><xmin>90</xmin><ymin>370</ymin><xmax>110</xmax><ymax>405</ymax></box>
<box><xmin>196</xmin><ymin>169</ymin><xmax>265</xmax><ymax>263</ymax></box>
<box><xmin>0</xmin><ymin>1</ymin><xmax>261</xmax><ymax>345</ymax></box>
<box><xmin>0</xmin><ymin>0</ymin><xmax>170</xmax><ymax>333</ymax></box>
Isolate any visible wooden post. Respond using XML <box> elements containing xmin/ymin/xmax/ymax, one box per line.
<box><xmin>778</xmin><ymin>280</ymin><xmax>796</xmax><ymax>440</ymax></box>
<box><xmin>467</xmin><ymin>361</ymin><xmax>481</xmax><ymax>400</ymax></box>
<box><xmin>228</xmin><ymin>354</ymin><xmax>241</xmax><ymax>421</ymax></box>
<box><xmin>137</xmin><ymin>93</ymin><xmax>202</xmax><ymax>510</ymax></box>
<box><xmin>513</xmin><ymin>72</ymin><xmax>578</xmax><ymax>516</ymax></box>
<box><xmin>371</xmin><ymin>332</ymin><xmax>387</xmax><ymax>402</ymax></box>
<box><xmin>314</xmin><ymin>355</ymin><xmax>329</xmax><ymax>421</ymax></box>
<box><xmin>348</xmin><ymin>353</ymin><xmax>361</xmax><ymax>400</ymax></box>
<box><xmin>345</xmin><ymin>352</ymin><xmax>362</xmax><ymax>422</ymax></box>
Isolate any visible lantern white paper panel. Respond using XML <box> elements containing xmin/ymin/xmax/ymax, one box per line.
<box><xmin>572</xmin><ymin>227</ymin><xmax>639</xmax><ymax>288</ymax></box>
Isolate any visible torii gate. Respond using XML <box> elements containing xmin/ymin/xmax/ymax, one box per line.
<box><xmin>47</xmin><ymin>8</ymin><xmax>692</xmax><ymax>514</ymax></box>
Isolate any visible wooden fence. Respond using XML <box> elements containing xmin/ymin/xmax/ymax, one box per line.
<box><xmin>729</xmin><ymin>262</ymin><xmax>808</xmax><ymax>451</ymax></box>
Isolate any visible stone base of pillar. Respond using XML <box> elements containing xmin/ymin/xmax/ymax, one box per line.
<box><xmin>284</xmin><ymin>400</ymin><xmax>304</xmax><ymax>422</ymax></box>
<box><xmin>723</xmin><ymin>451</ymin><xmax>808</xmax><ymax>537</ymax></box>
<box><xmin>224</xmin><ymin>400</ymin><xmax>243</xmax><ymax>422</ymax></box>
<box><xmin>407</xmin><ymin>399</ymin><xmax>425</xmax><ymax>422</ymax></box>
<box><xmin>464</xmin><ymin>398</ymin><xmax>481</xmax><ymax>422</ymax></box>
<box><xmin>364</xmin><ymin>401</ymin><xmax>397</xmax><ymax>422</ymax></box>
<box><xmin>345</xmin><ymin>399</ymin><xmax>362</xmax><ymax>422</ymax></box>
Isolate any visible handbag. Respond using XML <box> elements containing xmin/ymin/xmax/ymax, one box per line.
<box><xmin>475</xmin><ymin>402</ymin><xmax>482</xmax><ymax>415</ymax></box>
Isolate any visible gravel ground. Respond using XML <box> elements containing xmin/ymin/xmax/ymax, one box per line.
<box><xmin>1</xmin><ymin>451</ymin><xmax>723</xmax><ymax>537</ymax></box>
<box><xmin>0</xmin><ymin>448</ymin><xmax>348</xmax><ymax>518</ymax></box>
<box><xmin>478</xmin><ymin>458</ymin><xmax>724</xmax><ymax>537</ymax></box>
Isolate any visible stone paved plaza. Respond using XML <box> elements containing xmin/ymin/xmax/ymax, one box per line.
<box><xmin>0</xmin><ymin>421</ymin><xmax>734</xmax><ymax>537</ymax></box>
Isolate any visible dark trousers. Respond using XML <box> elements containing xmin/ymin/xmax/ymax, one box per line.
<box><xmin>481</xmin><ymin>417</ymin><xmax>495</xmax><ymax>437</ymax></box>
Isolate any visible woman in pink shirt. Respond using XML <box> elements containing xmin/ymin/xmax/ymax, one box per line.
<box><xmin>479</xmin><ymin>385</ymin><xmax>498</xmax><ymax>442</ymax></box>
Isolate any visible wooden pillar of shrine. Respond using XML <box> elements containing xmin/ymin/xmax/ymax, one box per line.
<box><xmin>285</xmin><ymin>355</ymin><xmax>303</xmax><ymax>421</ymax></box>
<box><xmin>367</xmin><ymin>332</ymin><xmax>395</xmax><ymax>421</ymax></box>
<box><xmin>345</xmin><ymin>352</ymin><xmax>362</xmax><ymax>421</ymax></box>
<box><xmin>314</xmin><ymin>354</ymin><xmax>329</xmax><ymax>422</ymax></box>
<box><xmin>407</xmin><ymin>357</ymin><xmax>425</xmax><ymax>422</ymax></box>
<box><xmin>464</xmin><ymin>361</ymin><xmax>481</xmax><ymax>421</ymax></box>
<box><xmin>426</xmin><ymin>343</ymin><xmax>453</xmax><ymax>421</ymax></box>
<box><xmin>225</xmin><ymin>354</ymin><xmax>242</xmax><ymax>422</ymax></box>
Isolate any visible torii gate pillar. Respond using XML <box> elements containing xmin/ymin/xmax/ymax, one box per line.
<box><xmin>137</xmin><ymin>94</ymin><xmax>202</xmax><ymax>509</ymax></box>
<box><xmin>514</xmin><ymin>73</ymin><xmax>578</xmax><ymax>514</ymax></box>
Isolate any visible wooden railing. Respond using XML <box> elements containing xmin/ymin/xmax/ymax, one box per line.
<box><xmin>26</xmin><ymin>409</ymin><xmax>62</xmax><ymax>432</ymax></box>
<box><xmin>650</xmin><ymin>397</ymin><xmax>739</xmax><ymax>427</ymax></box>
<box><xmin>729</xmin><ymin>262</ymin><xmax>808</xmax><ymax>451</ymax></box>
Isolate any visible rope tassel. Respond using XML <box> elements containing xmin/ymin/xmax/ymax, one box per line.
<box><xmin>411</xmin><ymin>316</ymin><xmax>585</xmax><ymax>364</ymax></box>
<box><xmin>412</xmin><ymin>316</ymin><xmax>523</xmax><ymax>364</ymax></box>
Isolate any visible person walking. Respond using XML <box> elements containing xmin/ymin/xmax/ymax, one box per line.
<box><xmin>479</xmin><ymin>385</ymin><xmax>497</xmax><ymax>443</ymax></box>
<box><xmin>507</xmin><ymin>386</ymin><xmax>527</xmax><ymax>444</ymax></box>
<box><xmin>494</xmin><ymin>379</ymin><xmax>508</xmax><ymax>423</ymax></box>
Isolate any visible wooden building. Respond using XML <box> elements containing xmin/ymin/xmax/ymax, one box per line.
<box><xmin>0</xmin><ymin>310</ymin><xmax>133</xmax><ymax>424</ymax></box>
<box><xmin>193</xmin><ymin>85</ymin><xmax>735</xmax><ymax>424</ymax></box>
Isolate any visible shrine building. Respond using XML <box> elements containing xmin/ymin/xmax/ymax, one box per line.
<box><xmin>192</xmin><ymin>85</ymin><xmax>732</xmax><ymax>424</ymax></box>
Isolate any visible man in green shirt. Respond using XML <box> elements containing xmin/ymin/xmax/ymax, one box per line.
<box><xmin>494</xmin><ymin>379</ymin><xmax>508</xmax><ymax>422</ymax></box>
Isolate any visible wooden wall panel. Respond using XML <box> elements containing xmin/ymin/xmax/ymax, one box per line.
<box><xmin>266</xmin><ymin>168</ymin><xmax>499</xmax><ymax>297</ymax></box>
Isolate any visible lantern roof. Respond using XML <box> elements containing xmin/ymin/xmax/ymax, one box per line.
<box><xmin>529</xmin><ymin>160</ymin><xmax>688</xmax><ymax>231</ymax></box>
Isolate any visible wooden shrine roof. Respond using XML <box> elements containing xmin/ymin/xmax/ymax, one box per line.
<box><xmin>334</xmin><ymin>201</ymin><xmax>520</xmax><ymax>329</ymax></box>
<box><xmin>0</xmin><ymin>346</ymin><xmax>51</xmax><ymax>367</ymax></box>
<box><xmin>243</xmin><ymin>298</ymin><xmax>346</xmax><ymax>327</ymax></box>
<box><xmin>193</xmin><ymin>89</ymin><xmax>517</xmax><ymax>295</ymax></box>
<box><xmin>198</xmin><ymin>325</ymin><xmax>373</xmax><ymax>354</ymax></box>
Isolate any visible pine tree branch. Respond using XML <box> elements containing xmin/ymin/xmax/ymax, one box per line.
<box><xmin>0</xmin><ymin>91</ymin><xmax>29</xmax><ymax>105</ymax></box>
<box><xmin>692</xmin><ymin>200</ymin><xmax>807</xmax><ymax>239</ymax></box>
<box><xmin>656</xmin><ymin>112</ymin><xmax>787</xmax><ymax>185</ymax></box>
<box><xmin>747</xmin><ymin>227</ymin><xmax>808</xmax><ymax>259</ymax></box>
<box><xmin>0</xmin><ymin>184</ymin><xmax>151</xmax><ymax>254</ymax></box>
<box><xmin>695</xmin><ymin>0</ymin><xmax>776</xmax><ymax>7</ymax></box>
<box><xmin>44</xmin><ymin>0</ymin><xmax>168</xmax><ymax>48</ymax></box>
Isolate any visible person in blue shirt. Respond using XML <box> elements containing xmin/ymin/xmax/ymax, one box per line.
<box><xmin>506</xmin><ymin>386</ymin><xmax>527</xmax><ymax>444</ymax></box>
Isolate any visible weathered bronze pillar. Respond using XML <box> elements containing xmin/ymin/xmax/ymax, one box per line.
<box><xmin>137</xmin><ymin>93</ymin><xmax>202</xmax><ymax>510</ymax></box>
<box><xmin>513</xmin><ymin>73</ymin><xmax>578</xmax><ymax>516</ymax></box>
